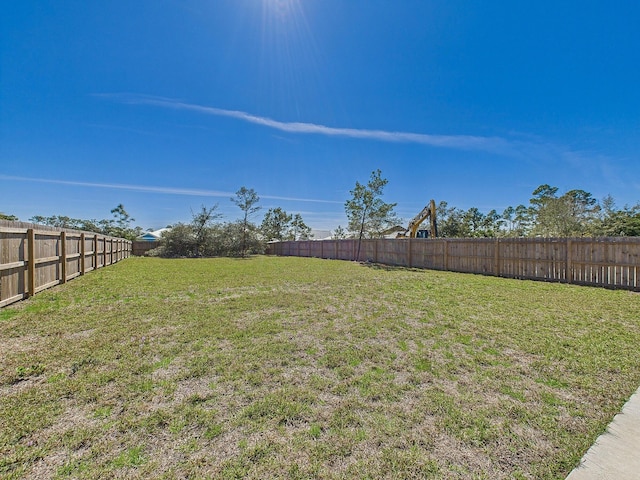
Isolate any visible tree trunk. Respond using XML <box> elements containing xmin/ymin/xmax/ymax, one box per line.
<box><xmin>355</xmin><ymin>208</ymin><xmax>367</xmax><ymax>261</ymax></box>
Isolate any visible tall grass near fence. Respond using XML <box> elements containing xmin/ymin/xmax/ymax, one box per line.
<box><xmin>1</xmin><ymin>256</ymin><xmax>640</xmax><ymax>479</ymax></box>
<box><xmin>269</xmin><ymin>237</ymin><xmax>640</xmax><ymax>290</ymax></box>
<box><xmin>0</xmin><ymin>220</ymin><xmax>131</xmax><ymax>307</ymax></box>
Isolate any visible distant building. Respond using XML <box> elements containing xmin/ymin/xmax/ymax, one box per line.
<box><xmin>136</xmin><ymin>228</ymin><xmax>171</xmax><ymax>242</ymax></box>
<box><xmin>310</xmin><ymin>229</ymin><xmax>332</xmax><ymax>240</ymax></box>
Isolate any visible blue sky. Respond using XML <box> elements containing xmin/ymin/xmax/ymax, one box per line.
<box><xmin>1</xmin><ymin>0</ymin><xmax>639</xmax><ymax>231</ymax></box>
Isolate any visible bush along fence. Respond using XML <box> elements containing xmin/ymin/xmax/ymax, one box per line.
<box><xmin>267</xmin><ymin>237</ymin><xmax>640</xmax><ymax>291</ymax></box>
<box><xmin>0</xmin><ymin>220</ymin><xmax>131</xmax><ymax>308</ymax></box>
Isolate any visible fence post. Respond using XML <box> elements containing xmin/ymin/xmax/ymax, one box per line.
<box><xmin>494</xmin><ymin>239</ymin><xmax>500</xmax><ymax>277</ymax></box>
<box><xmin>407</xmin><ymin>238</ymin><xmax>412</xmax><ymax>268</ymax></box>
<box><xmin>80</xmin><ymin>233</ymin><xmax>86</xmax><ymax>274</ymax></box>
<box><xmin>27</xmin><ymin>228</ymin><xmax>36</xmax><ymax>297</ymax></box>
<box><xmin>60</xmin><ymin>231</ymin><xmax>67</xmax><ymax>284</ymax></box>
<box><xmin>566</xmin><ymin>238</ymin><xmax>573</xmax><ymax>284</ymax></box>
<box><xmin>94</xmin><ymin>236</ymin><xmax>98</xmax><ymax>268</ymax></box>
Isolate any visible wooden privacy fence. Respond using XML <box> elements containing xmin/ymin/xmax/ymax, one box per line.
<box><xmin>0</xmin><ymin>221</ymin><xmax>131</xmax><ymax>308</ymax></box>
<box><xmin>267</xmin><ymin>237</ymin><xmax>640</xmax><ymax>291</ymax></box>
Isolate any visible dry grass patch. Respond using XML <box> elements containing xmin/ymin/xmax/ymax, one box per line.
<box><xmin>1</xmin><ymin>256</ymin><xmax>640</xmax><ymax>479</ymax></box>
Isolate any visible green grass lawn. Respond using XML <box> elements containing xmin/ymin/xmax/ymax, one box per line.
<box><xmin>1</xmin><ymin>256</ymin><xmax>640</xmax><ymax>479</ymax></box>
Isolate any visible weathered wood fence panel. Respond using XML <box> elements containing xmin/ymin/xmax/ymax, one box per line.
<box><xmin>0</xmin><ymin>220</ymin><xmax>131</xmax><ymax>308</ymax></box>
<box><xmin>267</xmin><ymin>237</ymin><xmax>640</xmax><ymax>291</ymax></box>
<box><xmin>132</xmin><ymin>240</ymin><xmax>160</xmax><ymax>256</ymax></box>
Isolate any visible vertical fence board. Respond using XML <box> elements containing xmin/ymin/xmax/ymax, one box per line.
<box><xmin>60</xmin><ymin>232</ymin><xmax>67</xmax><ymax>284</ymax></box>
<box><xmin>27</xmin><ymin>229</ymin><xmax>36</xmax><ymax>296</ymax></box>
<box><xmin>80</xmin><ymin>233</ymin><xmax>86</xmax><ymax>274</ymax></box>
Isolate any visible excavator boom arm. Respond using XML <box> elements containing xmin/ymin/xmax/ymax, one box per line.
<box><xmin>400</xmin><ymin>199</ymin><xmax>437</xmax><ymax>238</ymax></box>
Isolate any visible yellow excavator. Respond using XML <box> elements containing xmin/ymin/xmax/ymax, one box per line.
<box><xmin>396</xmin><ymin>199</ymin><xmax>438</xmax><ymax>239</ymax></box>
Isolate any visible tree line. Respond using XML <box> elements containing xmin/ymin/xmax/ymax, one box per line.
<box><xmin>435</xmin><ymin>186</ymin><xmax>640</xmax><ymax>238</ymax></box>
<box><xmin>337</xmin><ymin>170</ymin><xmax>640</xmax><ymax>241</ymax></box>
<box><xmin>155</xmin><ymin>187</ymin><xmax>313</xmax><ymax>257</ymax></box>
<box><xmin>0</xmin><ymin>204</ymin><xmax>144</xmax><ymax>240</ymax></box>
<box><xmin>134</xmin><ymin>186</ymin><xmax>312</xmax><ymax>257</ymax></box>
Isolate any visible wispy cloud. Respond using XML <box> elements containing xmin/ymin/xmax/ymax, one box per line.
<box><xmin>96</xmin><ymin>94</ymin><xmax>618</xmax><ymax>174</ymax></box>
<box><xmin>97</xmin><ymin>94</ymin><xmax>528</xmax><ymax>158</ymax></box>
<box><xmin>0</xmin><ymin>175</ymin><xmax>342</xmax><ymax>204</ymax></box>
